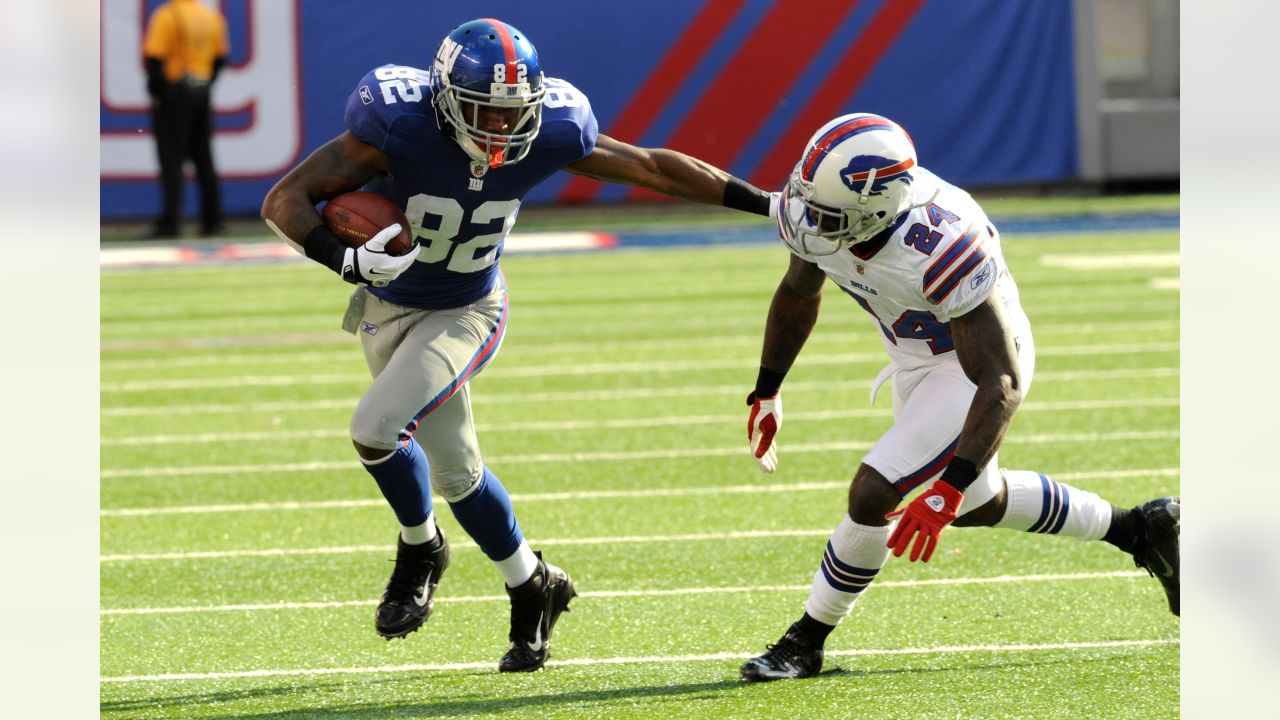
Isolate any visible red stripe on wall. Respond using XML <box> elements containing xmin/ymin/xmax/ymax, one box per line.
<box><xmin>748</xmin><ymin>0</ymin><xmax>927</xmax><ymax>192</ymax></box>
<box><xmin>626</xmin><ymin>0</ymin><xmax>860</xmax><ymax>202</ymax></box>
<box><xmin>559</xmin><ymin>0</ymin><xmax>746</xmax><ymax>203</ymax></box>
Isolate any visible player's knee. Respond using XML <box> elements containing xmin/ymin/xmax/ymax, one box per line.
<box><xmin>432</xmin><ymin>465</ymin><xmax>483</xmax><ymax>502</ymax></box>
<box><xmin>351</xmin><ymin>438</ymin><xmax>394</xmax><ymax>463</ymax></box>
<box><xmin>847</xmin><ymin>464</ymin><xmax>900</xmax><ymax>525</ymax></box>
<box><xmin>349</xmin><ymin>412</ymin><xmax>399</xmax><ymax>461</ymax></box>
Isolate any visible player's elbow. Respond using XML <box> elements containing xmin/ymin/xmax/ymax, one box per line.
<box><xmin>993</xmin><ymin>370</ymin><xmax>1023</xmax><ymax>413</ymax></box>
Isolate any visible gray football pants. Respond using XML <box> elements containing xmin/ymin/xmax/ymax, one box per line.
<box><xmin>347</xmin><ymin>283</ymin><xmax>508</xmax><ymax>499</ymax></box>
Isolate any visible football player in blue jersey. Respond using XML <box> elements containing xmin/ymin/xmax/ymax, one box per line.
<box><xmin>260</xmin><ymin>18</ymin><xmax>776</xmax><ymax>672</ymax></box>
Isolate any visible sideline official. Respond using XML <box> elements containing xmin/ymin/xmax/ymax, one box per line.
<box><xmin>143</xmin><ymin>0</ymin><xmax>229</xmax><ymax>238</ymax></box>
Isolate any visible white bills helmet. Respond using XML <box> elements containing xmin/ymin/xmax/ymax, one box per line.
<box><xmin>781</xmin><ymin>113</ymin><xmax>928</xmax><ymax>255</ymax></box>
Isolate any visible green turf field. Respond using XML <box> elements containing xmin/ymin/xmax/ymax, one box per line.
<box><xmin>100</xmin><ymin>222</ymin><xmax>1179</xmax><ymax>719</ymax></box>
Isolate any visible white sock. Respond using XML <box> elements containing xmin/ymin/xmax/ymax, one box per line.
<box><xmin>803</xmin><ymin>515</ymin><xmax>892</xmax><ymax>626</ymax></box>
<box><xmin>495</xmin><ymin>540</ymin><xmax>540</xmax><ymax>588</ymax></box>
<box><xmin>400</xmin><ymin>514</ymin><xmax>439</xmax><ymax>545</ymax></box>
<box><xmin>994</xmin><ymin>470</ymin><xmax>1112</xmax><ymax>541</ymax></box>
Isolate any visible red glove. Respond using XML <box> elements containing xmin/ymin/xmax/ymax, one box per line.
<box><xmin>746</xmin><ymin>392</ymin><xmax>781</xmax><ymax>473</ymax></box>
<box><xmin>886</xmin><ymin>480</ymin><xmax>964</xmax><ymax>562</ymax></box>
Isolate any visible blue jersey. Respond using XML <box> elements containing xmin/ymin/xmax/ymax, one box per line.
<box><xmin>343</xmin><ymin>65</ymin><xmax>598</xmax><ymax>308</ymax></box>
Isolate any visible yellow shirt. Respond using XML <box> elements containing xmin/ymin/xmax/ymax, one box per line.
<box><xmin>142</xmin><ymin>0</ymin><xmax>230</xmax><ymax>83</ymax></box>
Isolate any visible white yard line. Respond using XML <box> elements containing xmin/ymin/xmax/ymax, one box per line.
<box><xmin>101</xmin><ymin>490</ymin><xmax>1184</xmax><ymax>562</ymax></box>
<box><xmin>99</xmin><ymin>430</ymin><xmax>1179</xmax><ymax>480</ymax></box>
<box><xmin>100</xmin><ymin>344</ymin><xmax>1177</xmax><ymax>393</ymax></box>
<box><xmin>101</xmin><ymin>367</ymin><xmax>1180</xmax><ymax>416</ymax></box>
<box><xmin>101</xmin><ymin>570</ymin><xmax>1146</xmax><ymax>616</ymax></box>
<box><xmin>100</xmin><ymin>637</ymin><xmax>1178</xmax><ymax>683</ymax></box>
<box><xmin>100</xmin><ymin>319</ymin><xmax>1179</xmax><ymax>362</ymax></box>
<box><xmin>101</xmin><ymin>468</ymin><xmax>1179</xmax><ymax>517</ymax></box>
<box><xmin>102</xmin><ymin>397</ymin><xmax>1179</xmax><ymax>446</ymax></box>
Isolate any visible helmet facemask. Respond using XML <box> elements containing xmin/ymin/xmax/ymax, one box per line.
<box><xmin>780</xmin><ymin>112</ymin><xmax>938</xmax><ymax>256</ymax></box>
<box><xmin>436</xmin><ymin>78</ymin><xmax>544</xmax><ymax>168</ymax></box>
<box><xmin>782</xmin><ymin>166</ymin><xmax>920</xmax><ymax>256</ymax></box>
<box><xmin>429</xmin><ymin>19</ymin><xmax>546</xmax><ymax>169</ymax></box>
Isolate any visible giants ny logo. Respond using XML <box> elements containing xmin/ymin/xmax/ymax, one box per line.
<box><xmin>99</xmin><ymin>0</ymin><xmax>301</xmax><ymax>180</ymax></box>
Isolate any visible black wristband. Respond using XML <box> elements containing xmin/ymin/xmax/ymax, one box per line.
<box><xmin>303</xmin><ymin>225</ymin><xmax>348</xmax><ymax>275</ymax></box>
<box><xmin>753</xmin><ymin>365</ymin><xmax>787</xmax><ymax>399</ymax></box>
<box><xmin>723</xmin><ymin>177</ymin><xmax>771</xmax><ymax>216</ymax></box>
<box><xmin>939</xmin><ymin>456</ymin><xmax>981</xmax><ymax>492</ymax></box>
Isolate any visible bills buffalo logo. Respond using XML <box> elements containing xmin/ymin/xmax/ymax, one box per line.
<box><xmin>841</xmin><ymin>155</ymin><xmax>913</xmax><ymax>195</ymax></box>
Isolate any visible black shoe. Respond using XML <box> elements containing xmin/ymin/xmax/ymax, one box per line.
<box><xmin>375</xmin><ymin>524</ymin><xmax>450</xmax><ymax>639</ymax></box>
<box><xmin>199</xmin><ymin>223</ymin><xmax>224</xmax><ymax>237</ymax></box>
<box><xmin>740</xmin><ymin>623</ymin><xmax>825</xmax><ymax>682</ymax></box>
<box><xmin>1130</xmin><ymin>496</ymin><xmax>1180</xmax><ymax>616</ymax></box>
<box><xmin>498</xmin><ymin>552</ymin><xmax>576</xmax><ymax>672</ymax></box>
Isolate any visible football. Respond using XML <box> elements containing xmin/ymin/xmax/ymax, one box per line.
<box><xmin>321</xmin><ymin>192</ymin><xmax>415</xmax><ymax>256</ymax></box>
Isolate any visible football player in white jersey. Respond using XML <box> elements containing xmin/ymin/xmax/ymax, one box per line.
<box><xmin>738</xmin><ymin>113</ymin><xmax>1179</xmax><ymax>682</ymax></box>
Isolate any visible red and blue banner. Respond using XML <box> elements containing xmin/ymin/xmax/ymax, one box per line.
<box><xmin>100</xmin><ymin>0</ymin><xmax>1076</xmax><ymax>220</ymax></box>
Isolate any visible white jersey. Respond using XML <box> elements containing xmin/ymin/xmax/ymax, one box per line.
<box><xmin>780</xmin><ymin>168</ymin><xmax>1031</xmax><ymax>371</ymax></box>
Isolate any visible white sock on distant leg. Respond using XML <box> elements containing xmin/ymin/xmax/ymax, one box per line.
<box><xmin>803</xmin><ymin>515</ymin><xmax>892</xmax><ymax>626</ymax></box>
<box><xmin>496</xmin><ymin>540</ymin><xmax>540</xmax><ymax>588</ymax></box>
<box><xmin>994</xmin><ymin>470</ymin><xmax>1112</xmax><ymax>541</ymax></box>
<box><xmin>400</xmin><ymin>514</ymin><xmax>439</xmax><ymax>545</ymax></box>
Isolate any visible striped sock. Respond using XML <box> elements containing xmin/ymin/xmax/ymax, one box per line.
<box><xmin>994</xmin><ymin>470</ymin><xmax>1112</xmax><ymax>541</ymax></box>
<box><xmin>803</xmin><ymin>516</ymin><xmax>891</xmax><ymax>626</ymax></box>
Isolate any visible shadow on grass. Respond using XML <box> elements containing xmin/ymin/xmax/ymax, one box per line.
<box><xmin>99</xmin><ymin>651</ymin><xmax>1118</xmax><ymax>719</ymax></box>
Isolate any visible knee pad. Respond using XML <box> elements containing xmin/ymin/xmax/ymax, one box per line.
<box><xmin>349</xmin><ymin>409</ymin><xmax>400</xmax><ymax>452</ymax></box>
<box><xmin>433</xmin><ymin>465</ymin><xmax>483</xmax><ymax>502</ymax></box>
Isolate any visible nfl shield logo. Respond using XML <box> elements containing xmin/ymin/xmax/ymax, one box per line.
<box><xmin>856</xmin><ymin>264</ymin><xmax>865</xmax><ymax>275</ymax></box>
<box><xmin>470</xmin><ymin>161</ymin><xmax>488</xmax><ymax>178</ymax></box>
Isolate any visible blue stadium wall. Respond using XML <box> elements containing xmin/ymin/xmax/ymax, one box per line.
<box><xmin>100</xmin><ymin>0</ymin><xmax>1076</xmax><ymax>220</ymax></box>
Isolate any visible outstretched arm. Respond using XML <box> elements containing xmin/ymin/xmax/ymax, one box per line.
<box><xmin>566</xmin><ymin>134</ymin><xmax>774</xmax><ymax>216</ymax></box>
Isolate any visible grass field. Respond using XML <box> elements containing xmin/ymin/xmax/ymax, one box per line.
<box><xmin>100</xmin><ymin>215</ymin><xmax>1179</xmax><ymax>719</ymax></box>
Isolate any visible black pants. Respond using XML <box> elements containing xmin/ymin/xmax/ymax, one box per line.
<box><xmin>150</xmin><ymin>82</ymin><xmax>222</xmax><ymax>234</ymax></box>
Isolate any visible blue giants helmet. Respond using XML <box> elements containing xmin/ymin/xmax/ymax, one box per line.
<box><xmin>782</xmin><ymin>113</ymin><xmax>933</xmax><ymax>256</ymax></box>
<box><xmin>430</xmin><ymin>18</ymin><xmax>545</xmax><ymax>168</ymax></box>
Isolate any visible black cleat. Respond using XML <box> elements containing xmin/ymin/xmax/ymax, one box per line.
<box><xmin>1131</xmin><ymin>496</ymin><xmax>1180</xmax><ymax>616</ymax></box>
<box><xmin>498</xmin><ymin>552</ymin><xmax>576</xmax><ymax>672</ymax></box>
<box><xmin>375</xmin><ymin>524</ymin><xmax>450</xmax><ymax>639</ymax></box>
<box><xmin>740</xmin><ymin>623</ymin><xmax>825</xmax><ymax>682</ymax></box>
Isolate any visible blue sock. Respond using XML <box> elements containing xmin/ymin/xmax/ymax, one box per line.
<box><xmin>447</xmin><ymin>466</ymin><xmax>524</xmax><ymax>561</ymax></box>
<box><xmin>361</xmin><ymin>440</ymin><xmax>432</xmax><ymax>527</ymax></box>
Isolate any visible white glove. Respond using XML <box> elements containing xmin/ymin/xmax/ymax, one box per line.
<box><xmin>341</xmin><ymin>224</ymin><xmax>418</xmax><ymax>287</ymax></box>
<box><xmin>747</xmin><ymin>392</ymin><xmax>782</xmax><ymax>473</ymax></box>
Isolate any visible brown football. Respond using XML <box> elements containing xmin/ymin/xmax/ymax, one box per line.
<box><xmin>321</xmin><ymin>192</ymin><xmax>415</xmax><ymax>256</ymax></box>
